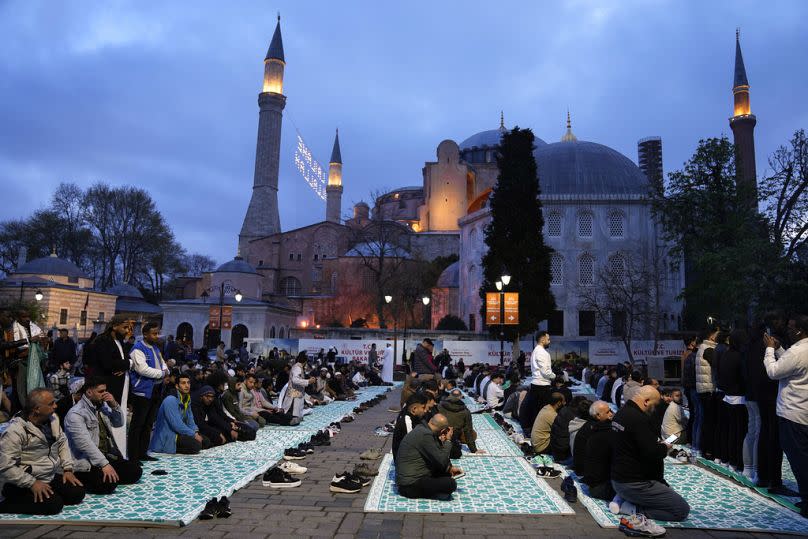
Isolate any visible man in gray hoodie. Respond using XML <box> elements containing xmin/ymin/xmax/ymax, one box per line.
<box><xmin>0</xmin><ymin>388</ymin><xmax>85</xmax><ymax>515</ymax></box>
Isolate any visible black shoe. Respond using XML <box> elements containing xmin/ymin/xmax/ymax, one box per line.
<box><xmin>536</xmin><ymin>466</ymin><xmax>562</xmax><ymax>478</ymax></box>
<box><xmin>284</xmin><ymin>448</ymin><xmax>307</xmax><ymax>460</ymax></box>
<box><xmin>140</xmin><ymin>454</ymin><xmax>159</xmax><ymax>462</ymax></box>
<box><xmin>262</xmin><ymin>467</ymin><xmax>302</xmax><ymax>488</ymax></box>
<box><xmin>199</xmin><ymin>498</ymin><xmax>219</xmax><ymax>520</ymax></box>
<box><xmin>330</xmin><ymin>473</ymin><xmax>363</xmax><ymax>493</ymax></box>
<box><xmin>216</xmin><ymin>496</ymin><xmax>232</xmax><ymax>518</ymax></box>
<box><xmin>561</xmin><ymin>477</ymin><xmax>577</xmax><ymax>503</ymax></box>
<box><xmin>298</xmin><ymin>442</ymin><xmax>314</xmax><ymax>454</ymax></box>
<box><xmin>345</xmin><ymin>471</ymin><xmax>371</xmax><ymax>487</ymax></box>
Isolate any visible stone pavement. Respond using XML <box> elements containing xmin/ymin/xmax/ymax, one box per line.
<box><xmin>0</xmin><ymin>388</ymin><xmax>798</xmax><ymax>539</ymax></box>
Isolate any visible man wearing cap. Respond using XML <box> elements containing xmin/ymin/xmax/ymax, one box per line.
<box><xmin>191</xmin><ymin>385</ymin><xmax>237</xmax><ymax>446</ymax></box>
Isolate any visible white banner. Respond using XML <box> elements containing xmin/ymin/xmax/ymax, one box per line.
<box><xmin>298</xmin><ymin>339</ymin><xmax>395</xmax><ymax>365</ymax></box>
<box><xmin>437</xmin><ymin>340</ymin><xmax>534</xmax><ymax>365</ymax></box>
<box><xmin>588</xmin><ymin>340</ymin><xmax>685</xmax><ymax>366</ymax></box>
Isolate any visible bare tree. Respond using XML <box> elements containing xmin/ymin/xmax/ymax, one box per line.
<box><xmin>577</xmin><ymin>251</ymin><xmax>665</xmax><ymax>363</ymax></box>
<box><xmin>759</xmin><ymin>129</ymin><xmax>808</xmax><ymax>260</ymax></box>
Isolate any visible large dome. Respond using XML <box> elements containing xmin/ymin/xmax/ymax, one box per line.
<box><xmin>16</xmin><ymin>254</ymin><xmax>88</xmax><ymax>279</ymax></box>
<box><xmin>460</xmin><ymin>127</ymin><xmax>547</xmax><ymax>150</ymax></box>
<box><xmin>215</xmin><ymin>256</ymin><xmax>258</xmax><ymax>275</ymax></box>
<box><xmin>107</xmin><ymin>283</ymin><xmax>144</xmax><ymax>299</ymax></box>
<box><xmin>436</xmin><ymin>261</ymin><xmax>459</xmax><ymax>288</ymax></box>
<box><xmin>533</xmin><ymin>140</ymin><xmax>650</xmax><ymax>196</ymax></box>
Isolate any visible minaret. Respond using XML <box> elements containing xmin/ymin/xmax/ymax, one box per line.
<box><xmin>239</xmin><ymin>15</ymin><xmax>286</xmax><ymax>252</ymax></box>
<box><xmin>325</xmin><ymin>129</ymin><xmax>343</xmax><ymax>223</ymax></box>
<box><xmin>729</xmin><ymin>29</ymin><xmax>757</xmax><ymax>209</ymax></box>
<box><xmin>561</xmin><ymin>109</ymin><xmax>577</xmax><ymax>142</ymax></box>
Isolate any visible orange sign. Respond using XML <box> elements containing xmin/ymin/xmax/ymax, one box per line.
<box><xmin>503</xmin><ymin>292</ymin><xmax>519</xmax><ymax>325</ymax></box>
<box><xmin>486</xmin><ymin>293</ymin><xmax>501</xmax><ymax>324</ymax></box>
<box><xmin>209</xmin><ymin>306</ymin><xmax>233</xmax><ymax>330</ymax></box>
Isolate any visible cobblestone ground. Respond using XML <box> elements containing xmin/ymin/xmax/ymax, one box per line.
<box><xmin>0</xmin><ymin>388</ymin><xmax>798</xmax><ymax>539</ymax></box>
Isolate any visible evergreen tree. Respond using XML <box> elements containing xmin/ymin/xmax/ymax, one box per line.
<box><xmin>479</xmin><ymin>127</ymin><xmax>556</xmax><ymax>340</ymax></box>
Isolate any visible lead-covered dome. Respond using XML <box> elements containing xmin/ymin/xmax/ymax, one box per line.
<box><xmin>16</xmin><ymin>254</ymin><xmax>88</xmax><ymax>279</ymax></box>
<box><xmin>215</xmin><ymin>256</ymin><xmax>258</xmax><ymax>275</ymax></box>
<box><xmin>533</xmin><ymin>140</ymin><xmax>650</xmax><ymax>196</ymax></box>
<box><xmin>436</xmin><ymin>261</ymin><xmax>459</xmax><ymax>288</ymax></box>
<box><xmin>460</xmin><ymin>127</ymin><xmax>547</xmax><ymax>151</ymax></box>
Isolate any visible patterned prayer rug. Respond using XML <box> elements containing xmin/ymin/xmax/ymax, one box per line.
<box><xmin>697</xmin><ymin>456</ymin><xmax>802</xmax><ymax>511</ymax></box>
<box><xmin>364</xmin><ymin>454</ymin><xmax>574</xmax><ymax>515</ymax></box>
<box><xmin>574</xmin><ymin>463</ymin><xmax>808</xmax><ymax>535</ymax></box>
<box><xmin>462</xmin><ymin>423</ymin><xmax>524</xmax><ymax>457</ymax></box>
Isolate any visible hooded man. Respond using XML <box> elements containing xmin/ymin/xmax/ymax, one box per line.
<box><xmin>438</xmin><ymin>388</ymin><xmax>483</xmax><ymax>458</ymax></box>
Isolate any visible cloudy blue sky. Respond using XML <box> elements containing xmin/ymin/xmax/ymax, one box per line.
<box><xmin>1</xmin><ymin>0</ymin><xmax>806</xmax><ymax>265</ymax></box>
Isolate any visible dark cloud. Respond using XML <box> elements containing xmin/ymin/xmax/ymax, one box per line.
<box><xmin>1</xmin><ymin>0</ymin><xmax>806</xmax><ymax>264</ymax></box>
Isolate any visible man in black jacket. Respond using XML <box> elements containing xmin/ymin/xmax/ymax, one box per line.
<box><xmin>581</xmin><ymin>400</ymin><xmax>615</xmax><ymax>501</ymax></box>
<box><xmin>392</xmin><ymin>393</ymin><xmax>429</xmax><ymax>462</ymax></box>
<box><xmin>611</xmin><ymin>386</ymin><xmax>690</xmax><ymax>521</ymax></box>
<box><xmin>191</xmin><ymin>385</ymin><xmax>236</xmax><ymax>446</ymax></box>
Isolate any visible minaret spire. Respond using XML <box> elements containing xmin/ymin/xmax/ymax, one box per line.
<box><xmin>729</xmin><ymin>29</ymin><xmax>757</xmax><ymax>210</ymax></box>
<box><xmin>240</xmin><ymin>16</ymin><xmax>288</xmax><ymax>254</ymax></box>
<box><xmin>499</xmin><ymin>111</ymin><xmax>505</xmax><ymax>129</ymax></box>
<box><xmin>326</xmin><ymin>128</ymin><xmax>344</xmax><ymax>223</ymax></box>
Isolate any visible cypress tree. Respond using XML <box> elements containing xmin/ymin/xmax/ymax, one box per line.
<box><xmin>479</xmin><ymin>127</ymin><xmax>556</xmax><ymax>341</ymax></box>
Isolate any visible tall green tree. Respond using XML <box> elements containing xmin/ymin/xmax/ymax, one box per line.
<box><xmin>652</xmin><ymin>136</ymin><xmax>776</xmax><ymax>327</ymax></box>
<box><xmin>479</xmin><ymin>127</ymin><xmax>556</xmax><ymax>340</ymax></box>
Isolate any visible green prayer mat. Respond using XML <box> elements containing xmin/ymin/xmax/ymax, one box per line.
<box><xmin>574</xmin><ymin>462</ymin><xmax>808</xmax><ymax>535</ymax></box>
<box><xmin>364</xmin><ymin>454</ymin><xmax>574</xmax><ymax>515</ymax></box>
<box><xmin>462</xmin><ymin>419</ymin><xmax>524</xmax><ymax>457</ymax></box>
<box><xmin>697</xmin><ymin>456</ymin><xmax>801</xmax><ymax>512</ymax></box>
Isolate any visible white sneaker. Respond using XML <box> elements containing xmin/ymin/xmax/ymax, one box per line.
<box><xmin>279</xmin><ymin>461</ymin><xmax>308</xmax><ymax>475</ymax></box>
<box><xmin>608</xmin><ymin>495</ymin><xmax>624</xmax><ymax>514</ymax></box>
<box><xmin>619</xmin><ymin>513</ymin><xmax>666</xmax><ymax>538</ymax></box>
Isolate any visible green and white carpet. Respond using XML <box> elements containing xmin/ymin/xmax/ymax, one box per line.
<box><xmin>364</xmin><ymin>454</ymin><xmax>574</xmax><ymax>515</ymax></box>
<box><xmin>574</xmin><ymin>462</ymin><xmax>808</xmax><ymax>535</ymax></box>
<box><xmin>697</xmin><ymin>456</ymin><xmax>802</xmax><ymax>512</ymax></box>
<box><xmin>0</xmin><ymin>385</ymin><xmax>394</xmax><ymax>527</ymax></box>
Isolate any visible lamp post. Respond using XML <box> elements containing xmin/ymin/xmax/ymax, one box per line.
<box><xmin>201</xmin><ymin>280</ymin><xmax>242</xmax><ymax>348</ymax></box>
<box><xmin>421</xmin><ymin>296</ymin><xmax>430</xmax><ymax>330</ymax></box>
<box><xmin>385</xmin><ymin>295</ymin><xmax>397</xmax><ymax>369</ymax></box>
<box><xmin>17</xmin><ymin>280</ymin><xmax>44</xmax><ymax>303</ymax></box>
<box><xmin>495</xmin><ymin>274</ymin><xmax>511</xmax><ymax>366</ymax></box>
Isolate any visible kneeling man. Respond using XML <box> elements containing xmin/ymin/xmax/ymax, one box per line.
<box><xmin>64</xmin><ymin>377</ymin><xmax>143</xmax><ymax>493</ymax></box>
<box><xmin>395</xmin><ymin>413</ymin><xmax>463</xmax><ymax>500</ymax></box>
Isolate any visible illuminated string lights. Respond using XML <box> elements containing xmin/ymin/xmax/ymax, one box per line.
<box><xmin>294</xmin><ymin>133</ymin><xmax>327</xmax><ymax>201</ymax></box>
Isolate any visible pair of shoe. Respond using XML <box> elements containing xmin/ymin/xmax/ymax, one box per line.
<box><xmin>297</xmin><ymin>442</ymin><xmax>314</xmax><ymax>454</ymax></box>
<box><xmin>284</xmin><ymin>447</ymin><xmax>307</xmax><ymax>460</ymax></box>
<box><xmin>360</xmin><ymin>448</ymin><xmax>383</xmax><ymax>460</ymax></box>
<box><xmin>310</xmin><ymin>431</ymin><xmax>331</xmax><ymax>446</ymax></box>
<box><xmin>262</xmin><ymin>466</ymin><xmax>302</xmax><ymax>488</ymax></box>
<box><xmin>618</xmin><ymin>513</ymin><xmax>666</xmax><ymax>537</ymax></box>
<box><xmin>330</xmin><ymin>471</ymin><xmax>369</xmax><ymax>493</ymax></box>
<box><xmin>352</xmin><ymin>462</ymin><xmax>378</xmax><ymax>478</ymax></box>
<box><xmin>535</xmin><ymin>465</ymin><xmax>561</xmax><ymax>478</ymax></box>
<box><xmin>199</xmin><ymin>496</ymin><xmax>232</xmax><ymax>519</ymax></box>
<box><xmin>342</xmin><ymin>414</ymin><xmax>354</xmax><ymax>423</ymax></box>
<box><xmin>560</xmin><ymin>476</ymin><xmax>577</xmax><ymax>503</ymax></box>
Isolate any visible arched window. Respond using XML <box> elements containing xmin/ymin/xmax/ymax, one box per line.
<box><xmin>280</xmin><ymin>276</ymin><xmax>301</xmax><ymax>296</ymax></box>
<box><xmin>577</xmin><ymin>210</ymin><xmax>593</xmax><ymax>238</ymax></box>
<box><xmin>578</xmin><ymin>253</ymin><xmax>595</xmax><ymax>286</ymax></box>
<box><xmin>279</xmin><ymin>327</ymin><xmax>285</xmax><ymax>339</ymax></box>
<box><xmin>547</xmin><ymin>211</ymin><xmax>562</xmax><ymax>237</ymax></box>
<box><xmin>231</xmin><ymin>324</ymin><xmax>248</xmax><ymax>349</ymax></box>
<box><xmin>468</xmin><ymin>264</ymin><xmax>476</xmax><ymax>283</ymax></box>
<box><xmin>608</xmin><ymin>253</ymin><xmax>627</xmax><ymax>284</ymax></box>
<box><xmin>176</xmin><ymin>322</ymin><xmax>193</xmax><ymax>342</ymax></box>
<box><xmin>608</xmin><ymin>210</ymin><xmax>625</xmax><ymax>238</ymax></box>
<box><xmin>550</xmin><ymin>254</ymin><xmax>564</xmax><ymax>286</ymax></box>
<box><xmin>469</xmin><ymin>227</ymin><xmax>477</xmax><ymax>244</ymax></box>
<box><xmin>269</xmin><ymin>326</ymin><xmax>276</xmax><ymax>338</ymax></box>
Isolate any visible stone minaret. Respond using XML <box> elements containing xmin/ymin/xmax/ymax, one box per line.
<box><xmin>729</xmin><ymin>29</ymin><xmax>757</xmax><ymax>209</ymax></box>
<box><xmin>326</xmin><ymin>129</ymin><xmax>343</xmax><ymax>223</ymax></box>
<box><xmin>239</xmin><ymin>16</ymin><xmax>286</xmax><ymax>252</ymax></box>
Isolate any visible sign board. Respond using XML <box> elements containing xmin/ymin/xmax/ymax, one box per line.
<box><xmin>438</xmin><ymin>340</ymin><xmax>535</xmax><ymax>365</ymax></box>
<box><xmin>208</xmin><ymin>306</ymin><xmax>233</xmax><ymax>330</ymax></box>
<box><xmin>503</xmin><ymin>292</ymin><xmax>519</xmax><ymax>325</ymax></box>
<box><xmin>485</xmin><ymin>293</ymin><xmax>501</xmax><ymax>324</ymax></box>
<box><xmin>588</xmin><ymin>340</ymin><xmax>686</xmax><ymax>366</ymax></box>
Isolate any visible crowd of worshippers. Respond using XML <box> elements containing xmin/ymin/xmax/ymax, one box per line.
<box><xmin>0</xmin><ymin>312</ymin><xmax>389</xmax><ymax>516</ymax></box>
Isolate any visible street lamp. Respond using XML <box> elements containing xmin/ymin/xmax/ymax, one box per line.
<box><xmin>385</xmin><ymin>295</ymin><xmax>397</xmax><ymax>370</ymax></box>
<box><xmin>34</xmin><ymin>289</ymin><xmax>43</xmax><ymax>301</ymax></box>
<box><xmin>201</xmin><ymin>280</ymin><xmax>242</xmax><ymax>348</ymax></box>
<box><xmin>421</xmin><ymin>296</ymin><xmax>430</xmax><ymax>329</ymax></box>
<box><xmin>17</xmin><ymin>280</ymin><xmax>44</xmax><ymax>303</ymax></box>
<box><xmin>496</xmin><ymin>274</ymin><xmax>509</xmax><ymax>366</ymax></box>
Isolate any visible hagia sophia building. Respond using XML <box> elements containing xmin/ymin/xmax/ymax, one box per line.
<box><xmin>156</xmin><ymin>19</ymin><xmax>758</xmax><ymax>349</ymax></box>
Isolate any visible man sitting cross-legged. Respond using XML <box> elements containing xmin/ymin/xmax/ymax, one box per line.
<box><xmin>0</xmin><ymin>388</ymin><xmax>85</xmax><ymax>515</ymax></box>
<box><xmin>149</xmin><ymin>373</ymin><xmax>212</xmax><ymax>455</ymax></box>
<box><xmin>612</xmin><ymin>386</ymin><xmax>690</xmax><ymax>526</ymax></box>
<box><xmin>64</xmin><ymin>377</ymin><xmax>143</xmax><ymax>494</ymax></box>
<box><xmin>531</xmin><ymin>392</ymin><xmax>566</xmax><ymax>455</ymax></box>
<box><xmin>395</xmin><ymin>413</ymin><xmax>464</xmax><ymax>500</ymax></box>
<box><xmin>192</xmin><ymin>385</ymin><xmax>239</xmax><ymax>446</ymax></box>
<box><xmin>392</xmin><ymin>393</ymin><xmax>430</xmax><ymax>462</ymax></box>
<box><xmin>240</xmin><ymin>373</ymin><xmax>298</xmax><ymax>425</ymax></box>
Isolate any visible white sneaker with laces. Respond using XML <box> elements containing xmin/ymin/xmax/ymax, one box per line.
<box><xmin>625</xmin><ymin>513</ymin><xmax>666</xmax><ymax>537</ymax></box>
<box><xmin>279</xmin><ymin>461</ymin><xmax>308</xmax><ymax>475</ymax></box>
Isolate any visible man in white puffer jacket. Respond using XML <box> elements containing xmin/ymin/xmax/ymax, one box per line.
<box><xmin>693</xmin><ymin>327</ymin><xmax>719</xmax><ymax>458</ymax></box>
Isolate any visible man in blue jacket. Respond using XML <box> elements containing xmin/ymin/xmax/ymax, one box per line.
<box><xmin>64</xmin><ymin>377</ymin><xmax>142</xmax><ymax>494</ymax></box>
<box><xmin>149</xmin><ymin>373</ymin><xmax>211</xmax><ymax>455</ymax></box>
<box><xmin>128</xmin><ymin>321</ymin><xmax>168</xmax><ymax>462</ymax></box>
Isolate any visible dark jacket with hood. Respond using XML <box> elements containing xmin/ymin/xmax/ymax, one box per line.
<box><xmin>392</xmin><ymin>408</ymin><xmax>425</xmax><ymax>462</ymax></box>
<box><xmin>411</xmin><ymin>344</ymin><xmax>436</xmax><ymax>375</ymax></box>
<box><xmin>191</xmin><ymin>386</ymin><xmax>231</xmax><ymax>443</ymax></box>
<box><xmin>583</xmin><ymin>420</ymin><xmax>613</xmax><ymax>486</ymax></box>
<box><xmin>437</xmin><ymin>395</ymin><xmax>477</xmax><ymax>452</ymax></box>
<box><xmin>550</xmin><ymin>405</ymin><xmax>578</xmax><ymax>461</ymax></box>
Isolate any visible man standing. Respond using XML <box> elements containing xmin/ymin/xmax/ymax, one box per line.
<box><xmin>128</xmin><ymin>321</ymin><xmax>168</xmax><ymax>462</ymax></box>
<box><xmin>611</xmin><ymin>386</ymin><xmax>689</xmax><ymax>531</ymax></box>
<box><xmin>395</xmin><ymin>414</ymin><xmax>464</xmax><ymax>500</ymax></box>
<box><xmin>64</xmin><ymin>378</ymin><xmax>142</xmax><ymax>494</ymax></box>
<box><xmin>149</xmin><ymin>373</ymin><xmax>211</xmax><ymax>455</ymax></box>
<box><xmin>694</xmin><ymin>326</ymin><xmax>719</xmax><ymax>458</ymax></box>
<box><xmin>411</xmin><ymin>339</ymin><xmax>437</xmax><ymax>378</ymax></box>
<box><xmin>11</xmin><ymin>308</ymin><xmax>46</xmax><ymax>407</ymax></box>
<box><xmin>764</xmin><ymin>315</ymin><xmax>808</xmax><ymax>517</ymax></box>
<box><xmin>0</xmin><ymin>388</ymin><xmax>85</xmax><ymax>515</ymax></box>
<box><xmin>520</xmin><ymin>331</ymin><xmax>555</xmax><ymax>435</ymax></box>
<box><xmin>51</xmin><ymin>329</ymin><xmax>77</xmax><ymax>370</ymax></box>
